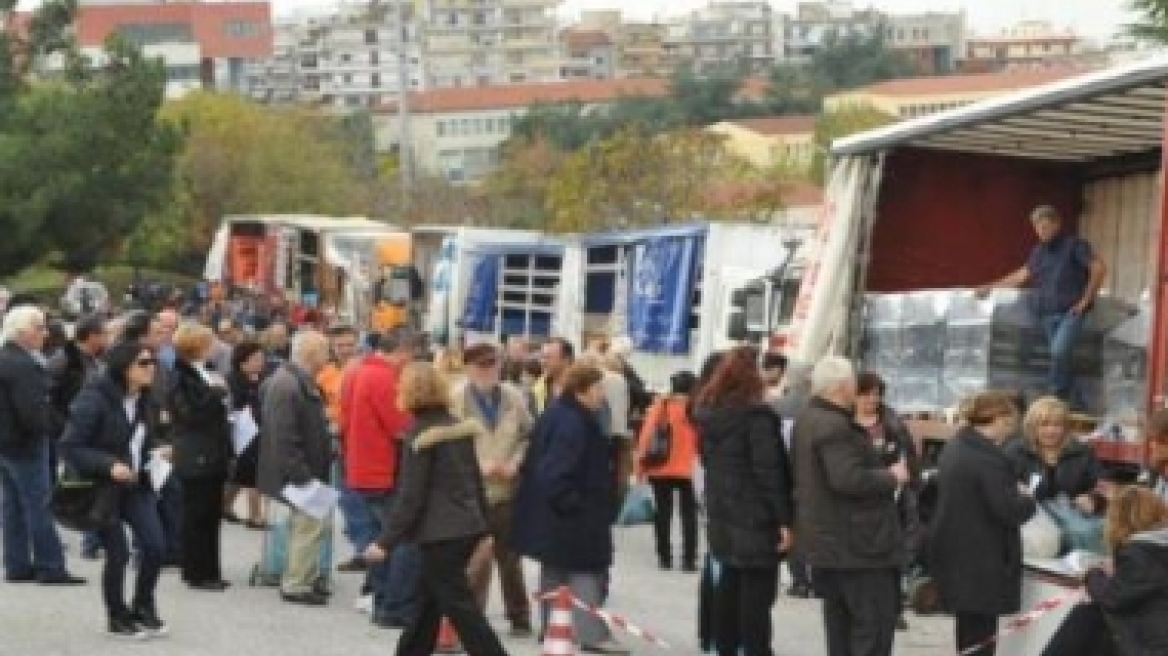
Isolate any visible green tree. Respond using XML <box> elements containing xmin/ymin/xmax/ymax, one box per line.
<box><xmin>1126</xmin><ymin>0</ymin><xmax>1168</xmax><ymax>43</ymax></box>
<box><xmin>810</xmin><ymin>29</ymin><xmax>918</xmax><ymax>91</ymax></box>
<box><xmin>154</xmin><ymin>92</ymin><xmax>373</xmax><ymax>260</ymax></box>
<box><xmin>811</xmin><ymin>105</ymin><xmax>898</xmax><ymax>183</ymax></box>
<box><xmin>0</xmin><ymin>0</ymin><xmax>180</xmax><ymax>275</ymax></box>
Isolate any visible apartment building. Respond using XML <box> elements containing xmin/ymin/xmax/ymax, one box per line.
<box><xmin>823</xmin><ymin>69</ymin><xmax>1082</xmax><ymax>119</ymax></box>
<box><xmin>664</xmin><ymin>1</ymin><xmax>775</xmax><ymax>75</ymax></box>
<box><xmin>416</xmin><ymin>0</ymin><xmax>562</xmax><ymax>88</ymax></box>
<box><xmin>780</xmin><ymin>1</ymin><xmax>963</xmax><ymax>74</ymax></box>
<box><xmin>963</xmin><ymin>21</ymin><xmax>1084</xmax><ymax>73</ymax></box>
<box><xmin>250</xmin><ymin>4</ymin><xmax>425</xmax><ymax>108</ymax></box>
<box><xmin>559</xmin><ymin>28</ymin><xmax>615</xmax><ymax>80</ymax></box>
<box><xmin>375</xmin><ymin>78</ymin><xmax>670</xmax><ymax>182</ymax></box>
<box><xmin>38</xmin><ymin>0</ymin><xmax>273</xmax><ymax>98</ymax></box>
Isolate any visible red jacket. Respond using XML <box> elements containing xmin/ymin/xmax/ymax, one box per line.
<box><xmin>340</xmin><ymin>355</ymin><xmax>413</xmax><ymax>491</ymax></box>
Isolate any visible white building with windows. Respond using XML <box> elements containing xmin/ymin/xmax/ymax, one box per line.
<box><xmin>663</xmin><ymin>1</ymin><xmax>776</xmax><ymax>75</ymax></box>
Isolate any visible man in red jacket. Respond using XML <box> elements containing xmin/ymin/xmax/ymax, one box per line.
<box><xmin>341</xmin><ymin>326</ymin><xmax>421</xmax><ymax>629</ymax></box>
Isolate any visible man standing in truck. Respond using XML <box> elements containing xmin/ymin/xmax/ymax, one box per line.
<box><xmin>976</xmin><ymin>205</ymin><xmax>1108</xmax><ymax>408</ymax></box>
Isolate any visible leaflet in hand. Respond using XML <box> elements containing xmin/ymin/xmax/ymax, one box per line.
<box><xmin>146</xmin><ymin>456</ymin><xmax>172</xmax><ymax>493</ymax></box>
<box><xmin>232</xmin><ymin>407</ymin><xmax>259</xmax><ymax>455</ymax></box>
<box><xmin>281</xmin><ymin>480</ymin><xmax>339</xmax><ymax>520</ymax></box>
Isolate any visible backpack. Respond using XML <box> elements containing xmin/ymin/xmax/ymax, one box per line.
<box><xmin>640</xmin><ymin>400</ymin><xmax>673</xmax><ymax>468</ymax></box>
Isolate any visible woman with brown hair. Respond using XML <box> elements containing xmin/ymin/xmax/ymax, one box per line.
<box><xmin>1086</xmin><ymin>486</ymin><xmax>1168</xmax><ymax>655</ymax></box>
<box><xmin>364</xmin><ymin>362</ymin><xmax>508</xmax><ymax>656</ymax></box>
<box><xmin>511</xmin><ymin>363</ymin><xmax>627</xmax><ymax>655</ymax></box>
<box><xmin>929</xmin><ymin>391</ymin><xmax>1037</xmax><ymax>656</ymax></box>
<box><xmin>692</xmin><ymin>346</ymin><xmax>794</xmax><ymax>656</ymax></box>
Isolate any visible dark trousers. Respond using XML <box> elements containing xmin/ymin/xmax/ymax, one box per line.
<box><xmin>97</xmin><ymin>486</ymin><xmax>165</xmax><ymax>619</ymax></box>
<box><xmin>180</xmin><ymin>474</ymin><xmax>224</xmax><ymax>585</ymax></box>
<box><xmin>157</xmin><ymin>475</ymin><xmax>183</xmax><ymax>559</ymax></box>
<box><xmin>714</xmin><ymin>563</ymin><xmax>779</xmax><ymax>656</ymax></box>
<box><xmin>815</xmin><ymin>567</ymin><xmax>900</xmax><ymax>656</ymax></box>
<box><xmin>0</xmin><ymin>440</ymin><xmax>67</xmax><ymax>577</ymax></box>
<box><xmin>788</xmin><ymin>556</ymin><xmax>813</xmax><ymax>589</ymax></box>
<box><xmin>955</xmin><ymin>612</ymin><xmax>998</xmax><ymax>656</ymax></box>
<box><xmin>468</xmin><ymin>500</ymin><xmax>530</xmax><ymax>628</ymax></box>
<box><xmin>395</xmin><ymin>536</ymin><xmax>507</xmax><ymax>656</ymax></box>
<box><xmin>649</xmin><ymin>477</ymin><xmax>698</xmax><ymax>565</ymax></box>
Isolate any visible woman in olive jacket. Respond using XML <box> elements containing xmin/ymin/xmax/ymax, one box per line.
<box><xmin>929</xmin><ymin>392</ymin><xmax>1037</xmax><ymax>656</ymax></box>
<box><xmin>364</xmin><ymin>362</ymin><xmax>507</xmax><ymax>656</ymax></box>
<box><xmin>166</xmin><ymin>322</ymin><xmax>232</xmax><ymax>591</ymax></box>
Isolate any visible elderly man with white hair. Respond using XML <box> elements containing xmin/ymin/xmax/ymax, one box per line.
<box><xmin>791</xmin><ymin>356</ymin><xmax>908</xmax><ymax>656</ymax></box>
<box><xmin>258</xmin><ymin>329</ymin><xmax>335</xmax><ymax>606</ymax></box>
<box><xmin>0</xmin><ymin>305</ymin><xmax>85</xmax><ymax>585</ymax></box>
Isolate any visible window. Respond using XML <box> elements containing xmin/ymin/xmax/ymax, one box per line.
<box><xmin>342</xmin><ymin>74</ymin><xmax>353</xmax><ymax>85</ymax></box>
<box><xmin>115</xmin><ymin>22</ymin><xmax>194</xmax><ymax>46</ymax></box>
<box><xmin>223</xmin><ymin>20</ymin><xmax>261</xmax><ymax>39</ymax></box>
<box><xmin>340</xmin><ymin>53</ymin><xmax>352</xmax><ymax>63</ymax></box>
<box><xmin>371</xmin><ymin>73</ymin><xmax>381</xmax><ymax>88</ymax></box>
<box><xmin>370</xmin><ymin>50</ymin><xmax>380</xmax><ymax>65</ymax></box>
<box><xmin>437</xmin><ymin>121</ymin><xmax>447</xmax><ymax>137</ymax></box>
<box><xmin>365</xmin><ymin>29</ymin><xmax>377</xmax><ymax>45</ymax></box>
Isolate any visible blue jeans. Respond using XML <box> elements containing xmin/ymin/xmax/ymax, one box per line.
<box><xmin>339</xmin><ymin>483</ymin><xmax>378</xmax><ymax>556</ymax></box>
<box><xmin>367</xmin><ymin>491</ymin><xmax>419</xmax><ymax>623</ymax></box>
<box><xmin>97</xmin><ymin>486</ymin><xmax>165</xmax><ymax>618</ymax></box>
<box><xmin>0</xmin><ymin>441</ymin><xmax>67</xmax><ymax>577</ymax></box>
<box><xmin>1041</xmin><ymin>312</ymin><xmax>1084</xmax><ymax>405</ymax></box>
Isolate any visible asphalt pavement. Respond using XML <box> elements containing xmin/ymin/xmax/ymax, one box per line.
<box><xmin>0</xmin><ymin>514</ymin><xmax>955</xmax><ymax>656</ymax></box>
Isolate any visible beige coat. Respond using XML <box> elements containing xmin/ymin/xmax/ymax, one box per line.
<box><xmin>452</xmin><ymin>381</ymin><xmax>534</xmax><ymax>505</ymax></box>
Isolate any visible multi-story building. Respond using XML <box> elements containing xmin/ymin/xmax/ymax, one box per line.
<box><xmin>664</xmin><ymin>1</ymin><xmax>775</xmax><ymax>75</ymax></box>
<box><xmin>824</xmin><ymin>69</ymin><xmax>1082</xmax><ymax>119</ymax></box>
<box><xmin>375</xmin><ymin>78</ymin><xmax>670</xmax><ymax>182</ymax></box>
<box><xmin>779</xmin><ymin>1</ymin><xmax>964</xmax><ymax>74</ymax></box>
<box><xmin>963</xmin><ymin>21</ymin><xmax>1084</xmax><ymax>73</ymax></box>
<box><xmin>558</xmin><ymin>28</ymin><xmax>615</xmax><ymax>80</ymax></box>
<box><xmin>41</xmin><ymin>0</ymin><xmax>273</xmax><ymax>98</ymax></box>
<box><xmin>615</xmin><ymin>21</ymin><xmax>669</xmax><ymax>78</ymax></box>
<box><xmin>416</xmin><ymin>0</ymin><xmax>562</xmax><ymax>88</ymax></box>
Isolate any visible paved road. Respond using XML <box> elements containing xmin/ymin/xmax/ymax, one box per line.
<box><xmin>1</xmin><ymin>517</ymin><xmax>953</xmax><ymax>656</ymax></box>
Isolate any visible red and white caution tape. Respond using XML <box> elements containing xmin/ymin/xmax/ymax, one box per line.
<box><xmin>534</xmin><ymin>589</ymin><xmax>672</xmax><ymax>649</ymax></box>
<box><xmin>958</xmin><ymin>589</ymin><xmax>1087</xmax><ymax>656</ymax></box>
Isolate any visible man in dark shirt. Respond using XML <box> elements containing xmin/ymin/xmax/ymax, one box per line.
<box><xmin>977</xmin><ymin>205</ymin><xmax>1107</xmax><ymax>407</ymax></box>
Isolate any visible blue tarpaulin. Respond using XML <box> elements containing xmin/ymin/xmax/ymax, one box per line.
<box><xmin>461</xmin><ymin>253</ymin><xmax>500</xmax><ymax>332</ymax></box>
<box><xmin>627</xmin><ymin>234</ymin><xmax>699</xmax><ymax>354</ymax></box>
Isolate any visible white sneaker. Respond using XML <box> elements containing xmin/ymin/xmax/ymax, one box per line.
<box><xmin>355</xmin><ymin>594</ymin><xmax>374</xmax><ymax>614</ymax></box>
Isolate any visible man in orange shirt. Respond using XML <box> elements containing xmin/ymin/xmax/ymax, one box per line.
<box><xmin>316</xmin><ymin>325</ymin><xmax>365</xmax><ymax>573</ymax></box>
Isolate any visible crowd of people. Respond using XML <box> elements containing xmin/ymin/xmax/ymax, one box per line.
<box><xmin>0</xmin><ymin>287</ymin><xmax>1167</xmax><ymax>656</ymax></box>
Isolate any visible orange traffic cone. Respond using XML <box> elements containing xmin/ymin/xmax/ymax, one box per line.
<box><xmin>435</xmin><ymin>617</ymin><xmax>462</xmax><ymax>654</ymax></box>
<box><xmin>542</xmin><ymin>586</ymin><xmax>576</xmax><ymax>656</ymax></box>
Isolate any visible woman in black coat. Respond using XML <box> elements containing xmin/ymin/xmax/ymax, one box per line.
<box><xmin>512</xmin><ymin>363</ymin><xmax>626</xmax><ymax>655</ymax></box>
<box><xmin>929</xmin><ymin>391</ymin><xmax>1037</xmax><ymax>656</ymax></box>
<box><xmin>59</xmin><ymin>341</ymin><xmax>170</xmax><ymax>639</ymax></box>
<box><xmin>692</xmin><ymin>347</ymin><xmax>794</xmax><ymax>656</ymax></box>
<box><xmin>1086</xmin><ymin>486</ymin><xmax>1168</xmax><ymax>656</ymax></box>
<box><xmin>222</xmin><ymin>341</ymin><xmax>266</xmax><ymax>529</ymax></box>
<box><xmin>1005</xmin><ymin>396</ymin><xmax>1105</xmax><ymax>516</ymax></box>
<box><xmin>166</xmin><ymin>322</ymin><xmax>233</xmax><ymax>591</ymax></box>
<box><xmin>364</xmin><ymin>362</ymin><xmax>507</xmax><ymax>656</ymax></box>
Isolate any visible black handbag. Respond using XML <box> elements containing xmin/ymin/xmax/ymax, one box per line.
<box><xmin>50</xmin><ymin>468</ymin><xmax>122</xmax><ymax>533</ymax></box>
<box><xmin>640</xmin><ymin>401</ymin><xmax>673</xmax><ymax>468</ymax></box>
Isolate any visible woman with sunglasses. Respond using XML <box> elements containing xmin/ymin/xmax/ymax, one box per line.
<box><xmin>60</xmin><ymin>341</ymin><xmax>171</xmax><ymax>639</ymax></box>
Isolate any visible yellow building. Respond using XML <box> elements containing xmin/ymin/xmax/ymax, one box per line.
<box><xmin>824</xmin><ymin>69</ymin><xmax>1082</xmax><ymax>120</ymax></box>
<box><xmin>706</xmin><ymin>115</ymin><xmax>818</xmax><ymax>171</ymax></box>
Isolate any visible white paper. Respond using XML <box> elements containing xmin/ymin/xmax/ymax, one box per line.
<box><xmin>781</xmin><ymin>419</ymin><xmax>795</xmax><ymax>452</ymax></box>
<box><xmin>232</xmin><ymin>407</ymin><xmax>259</xmax><ymax>455</ymax></box>
<box><xmin>146</xmin><ymin>456</ymin><xmax>172</xmax><ymax>493</ymax></box>
<box><xmin>1028</xmin><ymin>473</ymin><xmax>1043</xmax><ymax>495</ymax></box>
<box><xmin>281</xmin><ymin>480</ymin><xmax>339</xmax><ymax>520</ymax></box>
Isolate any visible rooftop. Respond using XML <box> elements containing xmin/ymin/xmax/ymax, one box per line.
<box><xmin>838</xmin><ymin>69</ymin><xmax>1089</xmax><ymax>98</ymax></box>
<box><xmin>561</xmin><ymin>28</ymin><xmax>613</xmax><ymax>50</ymax></box>
<box><xmin>381</xmin><ymin>76</ymin><xmax>768</xmax><ymax>114</ymax></box>
<box><xmin>724</xmin><ymin>115</ymin><xmax>817</xmax><ymax>136</ymax></box>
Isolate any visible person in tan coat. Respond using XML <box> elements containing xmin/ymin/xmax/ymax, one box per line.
<box><xmin>452</xmin><ymin>343</ymin><xmax>535</xmax><ymax>637</ymax></box>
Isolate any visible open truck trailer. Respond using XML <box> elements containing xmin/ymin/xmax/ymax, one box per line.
<box><xmin>204</xmin><ymin>215</ymin><xmax>412</xmax><ymax>328</ymax></box>
<box><xmin>788</xmin><ymin>56</ymin><xmax>1168</xmax><ymax>469</ymax></box>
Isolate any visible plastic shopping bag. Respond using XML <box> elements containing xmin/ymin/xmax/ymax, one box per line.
<box><xmin>617</xmin><ymin>483</ymin><xmax>655</xmax><ymax>526</ymax></box>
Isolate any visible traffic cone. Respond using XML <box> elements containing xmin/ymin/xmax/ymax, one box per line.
<box><xmin>542</xmin><ymin>586</ymin><xmax>576</xmax><ymax>656</ymax></box>
<box><xmin>435</xmin><ymin>617</ymin><xmax>462</xmax><ymax>654</ymax></box>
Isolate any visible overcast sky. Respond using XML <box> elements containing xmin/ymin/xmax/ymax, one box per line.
<box><xmin>557</xmin><ymin>0</ymin><xmax>1135</xmax><ymax>41</ymax></box>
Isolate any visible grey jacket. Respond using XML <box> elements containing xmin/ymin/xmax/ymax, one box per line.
<box><xmin>257</xmin><ymin>363</ymin><xmax>332</xmax><ymax>500</ymax></box>
<box><xmin>791</xmin><ymin>396</ymin><xmax>902</xmax><ymax>570</ymax></box>
<box><xmin>376</xmin><ymin>411</ymin><xmax>489</xmax><ymax>550</ymax></box>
